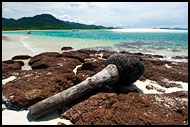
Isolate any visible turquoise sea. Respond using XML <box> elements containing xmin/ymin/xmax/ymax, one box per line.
<box><xmin>2</xmin><ymin>29</ymin><xmax>188</xmax><ymax>57</ymax></box>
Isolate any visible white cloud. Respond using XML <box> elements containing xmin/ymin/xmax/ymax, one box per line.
<box><xmin>3</xmin><ymin>8</ymin><xmax>13</xmax><ymax>13</ymax></box>
<box><xmin>2</xmin><ymin>2</ymin><xmax>188</xmax><ymax>28</ymax></box>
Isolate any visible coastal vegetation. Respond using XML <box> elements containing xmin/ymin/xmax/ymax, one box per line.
<box><xmin>2</xmin><ymin>14</ymin><xmax>114</xmax><ymax>30</ymax></box>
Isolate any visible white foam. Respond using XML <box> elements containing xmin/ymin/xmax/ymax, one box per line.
<box><xmin>2</xmin><ymin>76</ymin><xmax>17</xmax><ymax>85</ymax></box>
<box><xmin>20</xmin><ymin>36</ymin><xmax>29</xmax><ymax>48</ymax></box>
<box><xmin>109</xmin><ymin>28</ymin><xmax>188</xmax><ymax>33</ymax></box>
<box><xmin>20</xmin><ymin>36</ymin><xmax>44</xmax><ymax>54</ymax></box>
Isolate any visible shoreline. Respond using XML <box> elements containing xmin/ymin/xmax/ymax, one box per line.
<box><xmin>2</xmin><ymin>29</ymin><xmax>110</xmax><ymax>32</ymax></box>
<box><xmin>109</xmin><ymin>28</ymin><xmax>188</xmax><ymax>33</ymax></box>
<box><xmin>2</xmin><ymin>44</ymin><xmax>188</xmax><ymax>125</ymax></box>
<box><xmin>2</xmin><ymin>34</ymin><xmax>188</xmax><ymax>62</ymax></box>
<box><xmin>3</xmin><ymin>28</ymin><xmax>188</xmax><ymax>32</ymax></box>
<box><xmin>2</xmin><ymin>34</ymin><xmax>36</xmax><ymax>61</ymax></box>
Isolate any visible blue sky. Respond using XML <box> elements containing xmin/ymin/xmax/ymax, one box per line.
<box><xmin>2</xmin><ymin>2</ymin><xmax>188</xmax><ymax>28</ymax></box>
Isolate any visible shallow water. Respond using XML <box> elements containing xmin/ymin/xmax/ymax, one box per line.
<box><xmin>3</xmin><ymin>29</ymin><xmax>188</xmax><ymax>57</ymax></box>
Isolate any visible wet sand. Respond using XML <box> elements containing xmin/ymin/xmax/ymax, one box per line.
<box><xmin>2</xmin><ymin>34</ymin><xmax>35</xmax><ymax>61</ymax></box>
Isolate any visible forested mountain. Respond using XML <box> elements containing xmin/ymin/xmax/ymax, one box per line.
<box><xmin>2</xmin><ymin>14</ymin><xmax>114</xmax><ymax>30</ymax></box>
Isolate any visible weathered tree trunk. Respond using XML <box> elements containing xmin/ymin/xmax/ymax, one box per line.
<box><xmin>29</xmin><ymin>64</ymin><xmax>119</xmax><ymax>119</ymax></box>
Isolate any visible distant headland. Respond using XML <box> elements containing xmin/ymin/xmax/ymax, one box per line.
<box><xmin>2</xmin><ymin>14</ymin><xmax>115</xmax><ymax>30</ymax></box>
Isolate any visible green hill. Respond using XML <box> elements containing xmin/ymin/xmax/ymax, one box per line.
<box><xmin>2</xmin><ymin>14</ymin><xmax>114</xmax><ymax>30</ymax></box>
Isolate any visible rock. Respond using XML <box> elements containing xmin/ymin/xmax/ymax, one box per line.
<box><xmin>105</xmin><ymin>53</ymin><xmax>144</xmax><ymax>85</ymax></box>
<box><xmin>12</xmin><ymin>55</ymin><xmax>31</xmax><ymax>60</ymax></box>
<box><xmin>31</xmin><ymin>63</ymin><xmax>50</xmax><ymax>70</ymax></box>
<box><xmin>152</xmin><ymin>55</ymin><xmax>164</xmax><ymax>58</ymax></box>
<box><xmin>144</xmin><ymin>54</ymin><xmax>164</xmax><ymax>58</ymax></box>
<box><xmin>15</xmin><ymin>61</ymin><xmax>25</xmax><ymax>66</ymax></box>
<box><xmin>2</xmin><ymin>52</ymin><xmax>83</xmax><ymax>108</ymax></box>
<box><xmin>61</xmin><ymin>47</ymin><xmax>73</xmax><ymax>50</ymax></box>
<box><xmin>81</xmin><ymin>62</ymin><xmax>97</xmax><ymax>71</ymax></box>
<box><xmin>2</xmin><ymin>61</ymin><xmax>22</xmax><ymax>73</ymax></box>
<box><xmin>134</xmin><ymin>52</ymin><xmax>144</xmax><ymax>56</ymax></box>
<box><xmin>172</xmin><ymin>56</ymin><xmax>188</xmax><ymax>59</ymax></box>
<box><xmin>61</xmin><ymin>51</ymin><xmax>90</xmax><ymax>63</ymax></box>
<box><xmin>29</xmin><ymin>52</ymin><xmax>60</xmax><ymax>65</ymax></box>
<box><xmin>3</xmin><ymin>70</ymin><xmax>76</xmax><ymax>108</ymax></box>
<box><xmin>172</xmin><ymin>49</ymin><xmax>181</xmax><ymax>52</ymax></box>
<box><xmin>81</xmin><ymin>61</ymin><xmax>102</xmax><ymax>71</ymax></box>
<box><xmin>61</xmin><ymin>91</ymin><xmax>188</xmax><ymax>125</ymax></box>
<box><xmin>75</xmin><ymin>73</ymin><xmax>89</xmax><ymax>84</ymax></box>
<box><xmin>2</xmin><ymin>49</ymin><xmax>188</xmax><ymax>123</ymax></box>
<box><xmin>30</xmin><ymin>56</ymin><xmax>81</xmax><ymax>70</ymax></box>
<box><xmin>96</xmin><ymin>50</ymin><xmax>116</xmax><ymax>59</ymax></box>
<box><xmin>29</xmin><ymin>52</ymin><xmax>62</xmax><ymax>70</ymax></box>
<box><xmin>3</xmin><ymin>60</ymin><xmax>24</xmax><ymax>66</ymax></box>
<box><xmin>24</xmin><ymin>89</ymin><xmax>42</xmax><ymax>101</ymax></box>
<box><xmin>75</xmin><ymin>59</ymin><xmax>105</xmax><ymax>83</ymax></box>
<box><xmin>77</xmin><ymin>49</ymin><xmax>97</xmax><ymax>55</ymax></box>
<box><xmin>3</xmin><ymin>60</ymin><xmax>15</xmax><ymax>64</ymax></box>
<box><xmin>138</xmin><ymin>56</ymin><xmax>188</xmax><ymax>87</ymax></box>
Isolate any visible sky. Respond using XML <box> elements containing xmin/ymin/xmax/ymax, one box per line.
<box><xmin>2</xmin><ymin>2</ymin><xmax>188</xmax><ymax>28</ymax></box>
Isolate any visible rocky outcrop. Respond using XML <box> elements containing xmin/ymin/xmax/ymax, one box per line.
<box><xmin>3</xmin><ymin>60</ymin><xmax>24</xmax><ymax>66</ymax></box>
<box><xmin>12</xmin><ymin>55</ymin><xmax>31</xmax><ymax>60</ymax></box>
<box><xmin>61</xmin><ymin>47</ymin><xmax>73</xmax><ymax>50</ymax></box>
<box><xmin>3</xmin><ymin>52</ymin><xmax>82</xmax><ymax>108</ymax></box>
<box><xmin>75</xmin><ymin>58</ymin><xmax>105</xmax><ymax>84</ymax></box>
<box><xmin>60</xmin><ymin>51</ymin><xmax>91</xmax><ymax>63</ymax></box>
<box><xmin>119</xmin><ymin>51</ymin><xmax>188</xmax><ymax>88</ymax></box>
<box><xmin>2</xmin><ymin>48</ymin><xmax>188</xmax><ymax>125</ymax></box>
<box><xmin>28</xmin><ymin>52</ymin><xmax>60</xmax><ymax>65</ymax></box>
<box><xmin>172</xmin><ymin>56</ymin><xmax>188</xmax><ymax>59</ymax></box>
<box><xmin>3</xmin><ymin>69</ymin><xmax>77</xmax><ymax>108</ymax></box>
<box><xmin>96</xmin><ymin>50</ymin><xmax>116</xmax><ymax>59</ymax></box>
<box><xmin>2</xmin><ymin>60</ymin><xmax>23</xmax><ymax>73</ymax></box>
<box><xmin>61</xmin><ymin>91</ymin><xmax>188</xmax><ymax>125</ymax></box>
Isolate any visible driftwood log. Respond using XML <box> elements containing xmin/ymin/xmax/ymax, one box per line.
<box><xmin>29</xmin><ymin>64</ymin><xmax>119</xmax><ymax>119</ymax></box>
<box><xmin>29</xmin><ymin>53</ymin><xmax>144</xmax><ymax>119</ymax></box>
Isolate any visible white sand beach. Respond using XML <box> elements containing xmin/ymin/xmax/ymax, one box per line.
<box><xmin>2</xmin><ymin>77</ymin><xmax>188</xmax><ymax>125</ymax></box>
<box><xmin>2</xmin><ymin>32</ymin><xmax>188</xmax><ymax>125</ymax></box>
<box><xmin>2</xmin><ymin>109</ymin><xmax>72</xmax><ymax>125</ymax></box>
<box><xmin>2</xmin><ymin>33</ymin><xmax>118</xmax><ymax>61</ymax></box>
<box><xmin>133</xmin><ymin>79</ymin><xmax>188</xmax><ymax>94</ymax></box>
<box><xmin>109</xmin><ymin>28</ymin><xmax>188</xmax><ymax>33</ymax></box>
<box><xmin>2</xmin><ymin>34</ymin><xmax>36</xmax><ymax>61</ymax></box>
<box><xmin>2</xmin><ymin>33</ymin><xmax>187</xmax><ymax>62</ymax></box>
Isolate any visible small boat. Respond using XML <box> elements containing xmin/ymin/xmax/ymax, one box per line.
<box><xmin>28</xmin><ymin>31</ymin><xmax>32</xmax><ymax>34</ymax></box>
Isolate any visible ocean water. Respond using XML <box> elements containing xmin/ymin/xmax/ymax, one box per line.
<box><xmin>2</xmin><ymin>29</ymin><xmax>188</xmax><ymax>57</ymax></box>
